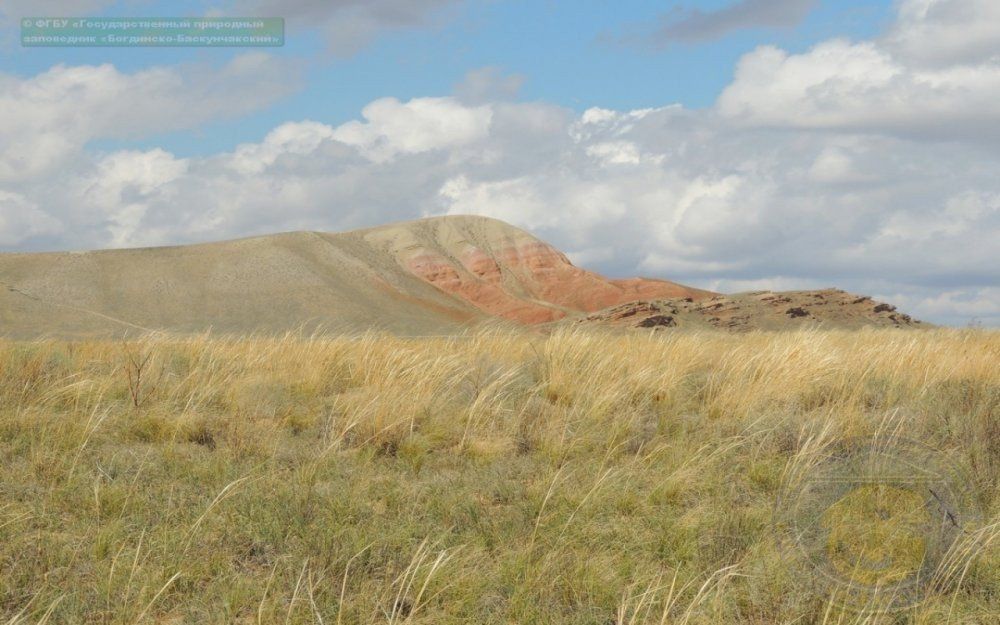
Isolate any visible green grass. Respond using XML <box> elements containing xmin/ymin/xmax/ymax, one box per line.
<box><xmin>0</xmin><ymin>328</ymin><xmax>997</xmax><ymax>623</ymax></box>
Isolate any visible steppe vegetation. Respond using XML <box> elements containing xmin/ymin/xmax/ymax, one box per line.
<box><xmin>0</xmin><ymin>328</ymin><xmax>997</xmax><ymax>623</ymax></box>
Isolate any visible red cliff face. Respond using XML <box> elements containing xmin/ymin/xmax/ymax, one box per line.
<box><xmin>406</xmin><ymin>250</ymin><xmax>565</xmax><ymax>324</ymax></box>
<box><xmin>405</xmin><ymin>237</ymin><xmax>714</xmax><ymax>324</ymax></box>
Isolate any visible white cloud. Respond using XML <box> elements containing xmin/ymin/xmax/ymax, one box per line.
<box><xmin>808</xmin><ymin>146</ymin><xmax>877</xmax><ymax>185</ymax></box>
<box><xmin>701</xmin><ymin>276</ymin><xmax>832</xmax><ymax>293</ymax></box>
<box><xmin>82</xmin><ymin>149</ymin><xmax>188</xmax><ymax>247</ymax></box>
<box><xmin>876</xmin><ymin>190</ymin><xmax>998</xmax><ymax>241</ymax></box>
<box><xmin>672</xmin><ymin>175</ymin><xmax>767</xmax><ymax>249</ymax></box>
<box><xmin>331</xmin><ymin>97</ymin><xmax>493</xmax><ymax>162</ymax></box>
<box><xmin>885</xmin><ymin>288</ymin><xmax>1000</xmax><ymax>327</ymax></box>
<box><xmin>438</xmin><ymin>175</ymin><xmax>550</xmax><ymax>227</ymax></box>
<box><xmin>586</xmin><ymin>142</ymin><xmax>644</xmax><ymax>166</ymax></box>
<box><xmin>717</xmin><ymin>39</ymin><xmax>1000</xmax><ymax>140</ymax></box>
<box><xmin>579</xmin><ymin>108</ymin><xmax>620</xmax><ymax>126</ymax></box>
<box><xmin>887</xmin><ymin>0</ymin><xmax>1000</xmax><ymax>66</ymax></box>
<box><xmin>0</xmin><ymin>54</ymin><xmax>299</xmax><ymax>182</ymax></box>
<box><xmin>0</xmin><ymin>190</ymin><xmax>62</xmax><ymax>246</ymax></box>
<box><xmin>565</xmin><ymin>246</ymin><xmax>614</xmax><ymax>267</ymax></box>
<box><xmin>572</xmin><ymin>106</ymin><xmax>664</xmax><ymax>141</ymax></box>
<box><xmin>230</xmin><ymin>121</ymin><xmax>337</xmax><ymax>175</ymax></box>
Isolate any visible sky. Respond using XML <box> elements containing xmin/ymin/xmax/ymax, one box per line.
<box><xmin>0</xmin><ymin>0</ymin><xmax>998</xmax><ymax>326</ymax></box>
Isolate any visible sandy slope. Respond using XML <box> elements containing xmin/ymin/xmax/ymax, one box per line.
<box><xmin>0</xmin><ymin>215</ymin><xmax>711</xmax><ymax>338</ymax></box>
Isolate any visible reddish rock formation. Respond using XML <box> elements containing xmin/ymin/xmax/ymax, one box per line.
<box><xmin>406</xmin><ymin>250</ymin><xmax>564</xmax><ymax>324</ymax></box>
<box><xmin>398</xmin><ymin>222</ymin><xmax>714</xmax><ymax>324</ymax></box>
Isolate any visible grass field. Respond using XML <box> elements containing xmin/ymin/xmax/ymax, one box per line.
<box><xmin>0</xmin><ymin>328</ymin><xmax>997</xmax><ymax>624</ymax></box>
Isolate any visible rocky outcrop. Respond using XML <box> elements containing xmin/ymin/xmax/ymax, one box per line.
<box><xmin>576</xmin><ymin>289</ymin><xmax>927</xmax><ymax>332</ymax></box>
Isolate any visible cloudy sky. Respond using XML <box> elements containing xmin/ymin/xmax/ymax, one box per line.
<box><xmin>1</xmin><ymin>0</ymin><xmax>998</xmax><ymax>326</ymax></box>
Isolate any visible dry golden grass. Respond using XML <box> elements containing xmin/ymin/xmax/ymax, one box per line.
<box><xmin>0</xmin><ymin>327</ymin><xmax>997</xmax><ymax>623</ymax></box>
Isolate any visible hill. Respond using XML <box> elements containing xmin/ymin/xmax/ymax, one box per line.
<box><xmin>0</xmin><ymin>215</ymin><xmax>713</xmax><ymax>338</ymax></box>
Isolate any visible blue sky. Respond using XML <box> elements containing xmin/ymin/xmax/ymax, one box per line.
<box><xmin>3</xmin><ymin>1</ymin><xmax>895</xmax><ymax>155</ymax></box>
<box><xmin>0</xmin><ymin>0</ymin><xmax>998</xmax><ymax>326</ymax></box>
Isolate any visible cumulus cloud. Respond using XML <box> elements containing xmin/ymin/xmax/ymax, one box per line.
<box><xmin>0</xmin><ymin>191</ymin><xmax>62</xmax><ymax>246</ymax></box>
<box><xmin>585</xmin><ymin>142</ymin><xmax>644</xmax><ymax>166</ymax></box>
<box><xmin>717</xmin><ymin>39</ymin><xmax>1000</xmax><ymax>141</ymax></box>
<box><xmin>229</xmin><ymin>121</ymin><xmax>338</xmax><ymax>175</ymax></box>
<box><xmin>0</xmin><ymin>54</ymin><xmax>300</xmax><ymax>182</ymax></box>
<box><xmin>330</xmin><ymin>97</ymin><xmax>493</xmax><ymax>162</ymax></box>
<box><xmin>807</xmin><ymin>146</ymin><xmax>876</xmax><ymax>185</ymax></box>
<box><xmin>886</xmin><ymin>0</ymin><xmax>1000</xmax><ymax>66</ymax></box>
<box><xmin>654</xmin><ymin>0</ymin><xmax>818</xmax><ymax>43</ymax></box>
<box><xmin>82</xmin><ymin>149</ymin><xmax>189</xmax><ymax>247</ymax></box>
<box><xmin>715</xmin><ymin>1</ymin><xmax>1000</xmax><ymax>144</ymax></box>
<box><xmin>890</xmin><ymin>287</ymin><xmax>1000</xmax><ymax>327</ymax></box>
